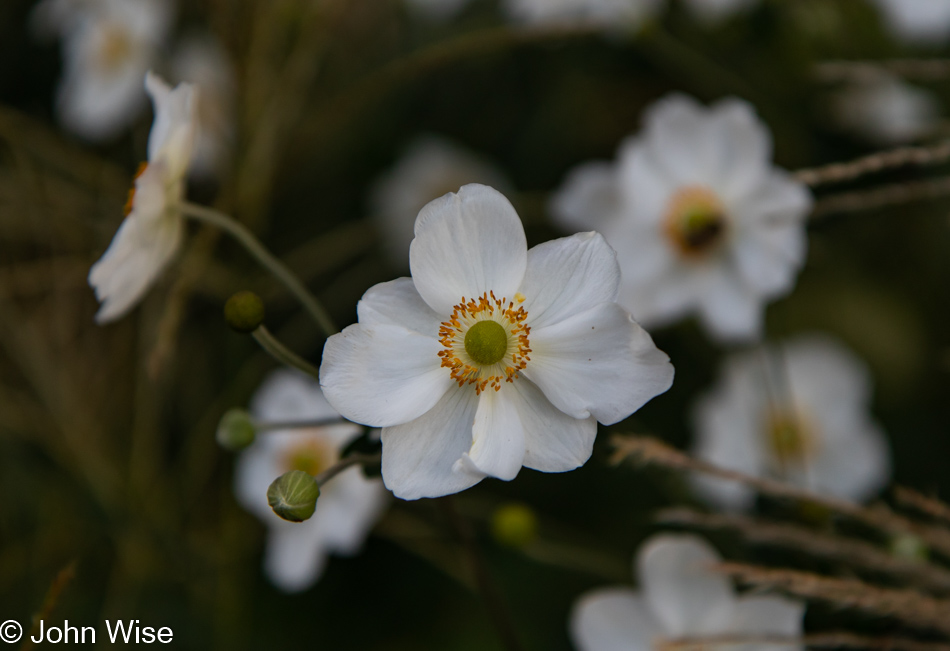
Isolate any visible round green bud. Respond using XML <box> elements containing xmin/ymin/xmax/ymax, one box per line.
<box><xmin>890</xmin><ymin>534</ymin><xmax>929</xmax><ymax>562</ymax></box>
<box><xmin>491</xmin><ymin>502</ymin><xmax>538</xmax><ymax>549</ymax></box>
<box><xmin>224</xmin><ymin>291</ymin><xmax>265</xmax><ymax>333</ymax></box>
<box><xmin>464</xmin><ymin>320</ymin><xmax>507</xmax><ymax>366</ymax></box>
<box><xmin>216</xmin><ymin>408</ymin><xmax>257</xmax><ymax>451</ymax></box>
<box><xmin>267</xmin><ymin>470</ymin><xmax>320</xmax><ymax>522</ymax></box>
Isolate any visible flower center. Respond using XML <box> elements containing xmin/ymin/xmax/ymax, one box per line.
<box><xmin>438</xmin><ymin>291</ymin><xmax>531</xmax><ymax>394</ymax></box>
<box><xmin>281</xmin><ymin>436</ymin><xmax>336</xmax><ymax>477</ymax></box>
<box><xmin>663</xmin><ymin>186</ymin><xmax>728</xmax><ymax>258</ymax></box>
<box><xmin>766</xmin><ymin>409</ymin><xmax>818</xmax><ymax>468</ymax></box>
<box><xmin>97</xmin><ymin>24</ymin><xmax>133</xmax><ymax>71</ymax></box>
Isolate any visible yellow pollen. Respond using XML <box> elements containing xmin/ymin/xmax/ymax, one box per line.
<box><xmin>663</xmin><ymin>186</ymin><xmax>728</xmax><ymax>258</ymax></box>
<box><xmin>438</xmin><ymin>291</ymin><xmax>532</xmax><ymax>395</ymax></box>
<box><xmin>97</xmin><ymin>24</ymin><xmax>133</xmax><ymax>71</ymax></box>
<box><xmin>766</xmin><ymin>409</ymin><xmax>818</xmax><ymax>468</ymax></box>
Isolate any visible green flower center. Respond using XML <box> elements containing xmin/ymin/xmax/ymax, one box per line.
<box><xmin>283</xmin><ymin>439</ymin><xmax>333</xmax><ymax>477</ymax></box>
<box><xmin>767</xmin><ymin>411</ymin><xmax>816</xmax><ymax>466</ymax></box>
<box><xmin>680</xmin><ymin>207</ymin><xmax>726</xmax><ymax>251</ymax></box>
<box><xmin>464</xmin><ymin>320</ymin><xmax>508</xmax><ymax>366</ymax></box>
<box><xmin>664</xmin><ymin>186</ymin><xmax>728</xmax><ymax>257</ymax></box>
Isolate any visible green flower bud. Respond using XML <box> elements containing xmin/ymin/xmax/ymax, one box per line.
<box><xmin>216</xmin><ymin>408</ymin><xmax>257</xmax><ymax>451</ymax></box>
<box><xmin>267</xmin><ymin>470</ymin><xmax>320</xmax><ymax>522</ymax></box>
<box><xmin>224</xmin><ymin>291</ymin><xmax>265</xmax><ymax>333</ymax></box>
<box><xmin>491</xmin><ymin>502</ymin><xmax>538</xmax><ymax>549</ymax></box>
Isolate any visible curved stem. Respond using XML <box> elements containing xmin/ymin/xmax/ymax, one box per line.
<box><xmin>178</xmin><ymin>201</ymin><xmax>338</xmax><ymax>338</ymax></box>
<box><xmin>313</xmin><ymin>452</ymin><xmax>380</xmax><ymax>487</ymax></box>
<box><xmin>252</xmin><ymin>326</ymin><xmax>320</xmax><ymax>379</ymax></box>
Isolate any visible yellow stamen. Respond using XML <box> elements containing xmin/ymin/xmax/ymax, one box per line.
<box><xmin>663</xmin><ymin>186</ymin><xmax>728</xmax><ymax>258</ymax></box>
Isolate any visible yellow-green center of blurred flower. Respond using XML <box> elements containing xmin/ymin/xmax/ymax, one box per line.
<box><xmin>465</xmin><ymin>320</ymin><xmax>508</xmax><ymax>365</ymax></box>
<box><xmin>98</xmin><ymin>24</ymin><xmax>133</xmax><ymax>71</ymax></box>
<box><xmin>767</xmin><ymin>410</ymin><xmax>816</xmax><ymax>466</ymax></box>
<box><xmin>282</xmin><ymin>438</ymin><xmax>335</xmax><ymax>477</ymax></box>
<box><xmin>664</xmin><ymin>186</ymin><xmax>727</xmax><ymax>257</ymax></box>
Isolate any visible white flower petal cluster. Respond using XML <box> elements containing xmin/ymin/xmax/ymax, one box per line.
<box><xmin>32</xmin><ymin>0</ymin><xmax>173</xmax><ymax>141</ymax></box>
<box><xmin>503</xmin><ymin>0</ymin><xmax>662</xmax><ymax>32</ymax></box>
<box><xmin>870</xmin><ymin>0</ymin><xmax>950</xmax><ymax>45</ymax></box>
<box><xmin>234</xmin><ymin>370</ymin><xmax>388</xmax><ymax>593</ymax></box>
<box><xmin>691</xmin><ymin>335</ymin><xmax>891</xmax><ymax>511</ymax></box>
<box><xmin>571</xmin><ymin>534</ymin><xmax>805</xmax><ymax>651</ymax></box>
<box><xmin>171</xmin><ymin>33</ymin><xmax>236</xmax><ymax>179</ymax></box>
<box><xmin>829</xmin><ymin>74</ymin><xmax>940</xmax><ymax>146</ymax></box>
<box><xmin>321</xmin><ymin>184</ymin><xmax>674</xmax><ymax>500</ymax></box>
<box><xmin>552</xmin><ymin>94</ymin><xmax>812</xmax><ymax>342</ymax></box>
<box><xmin>88</xmin><ymin>72</ymin><xmax>197</xmax><ymax>324</ymax></box>
<box><xmin>370</xmin><ymin>136</ymin><xmax>510</xmax><ymax>269</ymax></box>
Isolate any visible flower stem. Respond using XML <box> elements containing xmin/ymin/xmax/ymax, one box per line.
<box><xmin>178</xmin><ymin>201</ymin><xmax>338</xmax><ymax>338</ymax></box>
<box><xmin>251</xmin><ymin>325</ymin><xmax>320</xmax><ymax>379</ymax></box>
<box><xmin>313</xmin><ymin>452</ymin><xmax>380</xmax><ymax>487</ymax></box>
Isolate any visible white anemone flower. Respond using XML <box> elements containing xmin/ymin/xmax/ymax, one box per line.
<box><xmin>321</xmin><ymin>184</ymin><xmax>674</xmax><ymax>500</ymax></box>
<box><xmin>552</xmin><ymin>94</ymin><xmax>813</xmax><ymax>342</ymax></box>
<box><xmin>691</xmin><ymin>335</ymin><xmax>891</xmax><ymax>511</ymax></box>
<box><xmin>171</xmin><ymin>33</ymin><xmax>236</xmax><ymax>179</ymax></box>
<box><xmin>870</xmin><ymin>0</ymin><xmax>950</xmax><ymax>45</ymax></box>
<box><xmin>370</xmin><ymin>136</ymin><xmax>510</xmax><ymax>268</ymax></box>
<box><xmin>88</xmin><ymin>72</ymin><xmax>196</xmax><ymax>324</ymax></box>
<box><xmin>829</xmin><ymin>74</ymin><xmax>940</xmax><ymax>146</ymax></box>
<box><xmin>503</xmin><ymin>0</ymin><xmax>662</xmax><ymax>32</ymax></box>
<box><xmin>32</xmin><ymin>0</ymin><xmax>173</xmax><ymax>141</ymax></box>
<box><xmin>235</xmin><ymin>370</ymin><xmax>388</xmax><ymax>593</ymax></box>
<box><xmin>571</xmin><ymin>534</ymin><xmax>805</xmax><ymax>651</ymax></box>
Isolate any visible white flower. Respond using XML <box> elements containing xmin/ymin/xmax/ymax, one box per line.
<box><xmin>552</xmin><ymin>94</ymin><xmax>812</xmax><ymax>342</ymax></box>
<box><xmin>171</xmin><ymin>33</ymin><xmax>236</xmax><ymax>179</ymax></box>
<box><xmin>32</xmin><ymin>0</ymin><xmax>173</xmax><ymax>141</ymax></box>
<box><xmin>405</xmin><ymin>0</ymin><xmax>474</xmax><ymax>22</ymax></box>
<box><xmin>370</xmin><ymin>136</ymin><xmax>511</xmax><ymax>268</ymax></box>
<box><xmin>88</xmin><ymin>72</ymin><xmax>197</xmax><ymax>324</ymax></box>
<box><xmin>503</xmin><ymin>0</ymin><xmax>662</xmax><ymax>32</ymax></box>
<box><xmin>681</xmin><ymin>0</ymin><xmax>757</xmax><ymax>25</ymax></box>
<box><xmin>321</xmin><ymin>184</ymin><xmax>674</xmax><ymax>500</ymax></box>
<box><xmin>870</xmin><ymin>0</ymin><xmax>950</xmax><ymax>45</ymax></box>
<box><xmin>571</xmin><ymin>534</ymin><xmax>805</xmax><ymax>651</ymax></box>
<box><xmin>234</xmin><ymin>369</ymin><xmax>388</xmax><ymax>593</ymax></box>
<box><xmin>829</xmin><ymin>74</ymin><xmax>940</xmax><ymax>146</ymax></box>
<box><xmin>691</xmin><ymin>335</ymin><xmax>891</xmax><ymax>511</ymax></box>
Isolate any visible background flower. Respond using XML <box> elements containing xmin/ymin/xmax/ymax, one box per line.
<box><xmin>234</xmin><ymin>369</ymin><xmax>388</xmax><ymax>593</ymax></box>
<box><xmin>828</xmin><ymin>73</ymin><xmax>940</xmax><ymax>146</ymax></box>
<box><xmin>691</xmin><ymin>334</ymin><xmax>892</xmax><ymax>511</ymax></box>
<box><xmin>503</xmin><ymin>0</ymin><xmax>662</xmax><ymax>32</ymax></box>
<box><xmin>870</xmin><ymin>0</ymin><xmax>950</xmax><ymax>45</ymax></box>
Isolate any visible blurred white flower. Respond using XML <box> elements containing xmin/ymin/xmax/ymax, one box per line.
<box><xmin>405</xmin><ymin>0</ymin><xmax>474</xmax><ymax>22</ymax></box>
<box><xmin>234</xmin><ymin>370</ymin><xmax>388</xmax><ymax>593</ymax></box>
<box><xmin>503</xmin><ymin>0</ymin><xmax>662</xmax><ymax>32</ymax></box>
<box><xmin>171</xmin><ymin>33</ymin><xmax>237</xmax><ymax>179</ymax></box>
<box><xmin>552</xmin><ymin>94</ymin><xmax>812</xmax><ymax>342</ymax></box>
<box><xmin>321</xmin><ymin>184</ymin><xmax>673</xmax><ymax>500</ymax></box>
<box><xmin>691</xmin><ymin>335</ymin><xmax>891</xmax><ymax>511</ymax></box>
<box><xmin>88</xmin><ymin>72</ymin><xmax>196</xmax><ymax>324</ymax></box>
<box><xmin>571</xmin><ymin>534</ymin><xmax>805</xmax><ymax>651</ymax></box>
<box><xmin>829</xmin><ymin>74</ymin><xmax>940</xmax><ymax>146</ymax></box>
<box><xmin>370</xmin><ymin>136</ymin><xmax>510</xmax><ymax>269</ymax></box>
<box><xmin>870</xmin><ymin>0</ymin><xmax>950</xmax><ymax>45</ymax></box>
<box><xmin>681</xmin><ymin>0</ymin><xmax>757</xmax><ymax>25</ymax></box>
<box><xmin>32</xmin><ymin>0</ymin><xmax>173</xmax><ymax>141</ymax></box>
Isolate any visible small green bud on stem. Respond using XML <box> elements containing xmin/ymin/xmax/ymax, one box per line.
<box><xmin>491</xmin><ymin>502</ymin><xmax>538</xmax><ymax>549</ymax></box>
<box><xmin>267</xmin><ymin>470</ymin><xmax>320</xmax><ymax>522</ymax></box>
<box><xmin>224</xmin><ymin>291</ymin><xmax>265</xmax><ymax>333</ymax></box>
<box><xmin>216</xmin><ymin>408</ymin><xmax>257</xmax><ymax>451</ymax></box>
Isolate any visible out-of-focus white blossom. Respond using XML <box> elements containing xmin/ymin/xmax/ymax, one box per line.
<box><xmin>870</xmin><ymin>0</ymin><xmax>950</xmax><ymax>45</ymax></box>
<box><xmin>88</xmin><ymin>72</ymin><xmax>196</xmax><ymax>324</ymax></box>
<box><xmin>171</xmin><ymin>33</ymin><xmax>236</xmax><ymax>179</ymax></box>
<box><xmin>552</xmin><ymin>94</ymin><xmax>812</xmax><ymax>342</ymax></box>
<box><xmin>571</xmin><ymin>534</ymin><xmax>805</xmax><ymax>651</ymax></box>
<box><xmin>321</xmin><ymin>184</ymin><xmax>673</xmax><ymax>500</ymax></box>
<box><xmin>32</xmin><ymin>0</ymin><xmax>173</xmax><ymax>141</ymax></box>
<box><xmin>691</xmin><ymin>335</ymin><xmax>891</xmax><ymax>511</ymax></box>
<box><xmin>234</xmin><ymin>370</ymin><xmax>388</xmax><ymax>593</ymax></box>
<box><xmin>829</xmin><ymin>73</ymin><xmax>940</xmax><ymax>145</ymax></box>
<box><xmin>503</xmin><ymin>0</ymin><xmax>662</xmax><ymax>32</ymax></box>
<box><xmin>370</xmin><ymin>136</ymin><xmax>510</xmax><ymax>268</ymax></box>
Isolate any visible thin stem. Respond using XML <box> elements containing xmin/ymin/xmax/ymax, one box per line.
<box><xmin>255</xmin><ymin>416</ymin><xmax>349</xmax><ymax>432</ymax></box>
<box><xmin>313</xmin><ymin>452</ymin><xmax>380</xmax><ymax>487</ymax></box>
<box><xmin>178</xmin><ymin>201</ymin><xmax>338</xmax><ymax>338</ymax></box>
<box><xmin>793</xmin><ymin>140</ymin><xmax>950</xmax><ymax>188</ymax></box>
<box><xmin>815</xmin><ymin>59</ymin><xmax>950</xmax><ymax>83</ymax></box>
<box><xmin>251</xmin><ymin>326</ymin><xmax>320</xmax><ymax>379</ymax></box>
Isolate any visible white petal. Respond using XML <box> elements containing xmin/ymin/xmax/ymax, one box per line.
<box><xmin>570</xmin><ymin>588</ymin><xmax>662</xmax><ymax>651</ymax></box>
<box><xmin>550</xmin><ymin>161</ymin><xmax>622</xmax><ymax>234</ymax></box>
<box><xmin>731</xmin><ymin>220</ymin><xmax>807</xmax><ymax>299</ymax></box>
<box><xmin>519</xmin><ymin>232</ymin><xmax>620</xmax><ymax>330</ymax></box>
<box><xmin>356</xmin><ymin>277</ymin><xmax>443</xmax><ymax>336</ymax></box>
<box><xmin>638</xmin><ymin>534</ymin><xmax>735</xmax><ymax>636</ymax></box>
<box><xmin>145</xmin><ymin>71</ymin><xmax>197</xmax><ymax>177</ymax></box>
<box><xmin>263</xmin><ymin>521</ymin><xmax>329</xmax><ymax>593</ymax></box>
<box><xmin>616</xmin><ymin>138</ymin><xmax>679</xmax><ymax>228</ymax></box>
<box><xmin>696</xmin><ymin>266</ymin><xmax>764</xmax><ymax>342</ymax></box>
<box><xmin>250</xmin><ymin>368</ymin><xmax>342</xmax><ymax>423</ymax></box>
<box><xmin>524</xmin><ymin>303</ymin><xmax>673</xmax><ymax>425</ymax></box>
<box><xmin>380</xmin><ymin>385</ymin><xmax>486</xmax><ymax>500</ymax></box>
<box><xmin>513</xmin><ymin>378</ymin><xmax>597</xmax><ymax>473</ymax></box>
<box><xmin>459</xmin><ymin>383</ymin><xmax>525</xmax><ymax>481</ymax></box>
<box><xmin>707</xmin><ymin>98</ymin><xmax>773</xmax><ymax>202</ymax></box>
<box><xmin>409</xmin><ymin>184</ymin><xmax>527</xmax><ymax>315</ymax></box>
<box><xmin>311</xmin><ymin>467</ymin><xmax>389</xmax><ymax>553</ymax></box>
<box><xmin>731</xmin><ymin>169</ymin><xmax>812</xmax><ymax>227</ymax></box>
<box><xmin>730</xmin><ymin>595</ymin><xmax>805</xmax><ymax>651</ymax></box>
<box><xmin>319</xmin><ymin>323</ymin><xmax>452</xmax><ymax>428</ymax></box>
<box><xmin>809</xmin><ymin>419</ymin><xmax>891</xmax><ymax>503</ymax></box>
<box><xmin>642</xmin><ymin>94</ymin><xmax>719</xmax><ymax>187</ymax></box>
